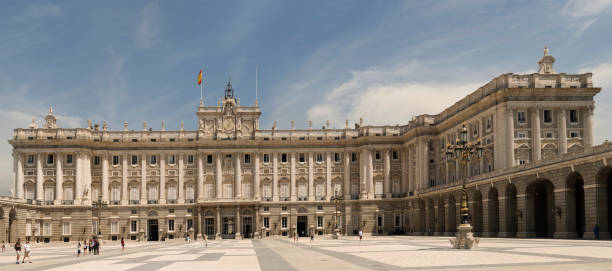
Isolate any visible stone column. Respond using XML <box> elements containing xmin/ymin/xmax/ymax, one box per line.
<box><xmin>367</xmin><ymin>150</ymin><xmax>374</xmax><ymax>199</ymax></box>
<box><xmin>326</xmin><ymin>152</ymin><xmax>332</xmax><ymax>199</ymax></box>
<box><xmin>360</xmin><ymin>149</ymin><xmax>366</xmax><ymax>199</ymax></box>
<box><xmin>308</xmin><ymin>152</ymin><xmax>314</xmax><ymax>201</ymax></box>
<box><xmin>407</xmin><ymin>147</ymin><xmax>413</xmax><ymax>193</ymax></box>
<box><xmin>272</xmin><ymin>153</ymin><xmax>279</xmax><ymax>201</ymax></box>
<box><xmin>422</xmin><ymin>140</ymin><xmax>429</xmax><ymax>188</ymax></box>
<box><xmin>121</xmin><ymin>154</ymin><xmax>128</xmax><ymax>205</ymax></box>
<box><xmin>344</xmin><ymin>151</ymin><xmax>350</xmax><ymax>199</ymax></box>
<box><xmin>290</xmin><ymin>152</ymin><xmax>297</xmax><ymax>201</ymax></box>
<box><xmin>236</xmin><ymin>207</ymin><xmax>241</xmax><ymax>237</ymax></box>
<box><xmin>482</xmin><ymin>198</ymin><xmax>491</xmax><ymax>237</ymax></box>
<box><xmin>516</xmin><ymin>194</ymin><xmax>532</xmax><ymax>237</ymax></box>
<box><xmin>140</xmin><ymin>154</ymin><xmax>147</xmax><ymax>204</ymax></box>
<box><xmin>497</xmin><ymin>195</ymin><xmax>509</xmax><ymax>237</ymax></box>
<box><xmin>445</xmin><ymin>160</ymin><xmax>450</xmax><ymax>185</ymax></box>
<box><xmin>235</xmin><ymin>153</ymin><xmax>242</xmax><ymax>199</ymax></box>
<box><xmin>507</xmin><ymin>107</ymin><xmax>515</xmax><ymax>167</ymax></box>
<box><xmin>254</xmin><ymin>153</ymin><xmax>261</xmax><ymax>200</ymax></box>
<box><xmin>553</xmin><ymin>190</ymin><xmax>568</xmax><ymax>238</ymax></box>
<box><xmin>36</xmin><ymin>153</ymin><xmax>43</xmax><ymax>202</ymax></box>
<box><xmin>559</xmin><ymin>108</ymin><xmax>568</xmax><ymax>154</ymax></box>
<box><xmin>197</xmin><ymin>209</ymin><xmax>202</xmax><ymax>238</ymax></box>
<box><xmin>75</xmin><ymin>152</ymin><xmax>83</xmax><ymax>205</ymax></box>
<box><xmin>55</xmin><ymin>153</ymin><xmax>64</xmax><ymax>204</ymax></box>
<box><xmin>101</xmin><ymin>154</ymin><xmax>108</xmax><ymax>202</ymax></box>
<box><xmin>159</xmin><ymin>154</ymin><xmax>166</xmax><ymax>204</ymax></box>
<box><xmin>532</xmin><ymin>107</ymin><xmax>542</xmax><ymax>161</ymax></box>
<box><xmin>178</xmin><ymin>153</ymin><xmax>185</xmax><ymax>203</ymax></box>
<box><xmin>443</xmin><ymin>200</ymin><xmax>452</xmax><ymax>236</ymax></box>
<box><xmin>216</xmin><ymin>153</ymin><xmax>222</xmax><ymax>199</ymax></box>
<box><xmin>197</xmin><ymin>153</ymin><xmax>204</xmax><ymax>201</ymax></box>
<box><xmin>400</xmin><ymin>149</ymin><xmax>407</xmax><ymax>193</ymax></box>
<box><xmin>216</xmin><ymin>206</ymin><xmax>221</xmax><ymax>238</ymax></box>
<box><xmin>15</xmin><ymin>152</ymin><xmax>24</xmax><ymax>199</ymax></box>
<box><xmin>584</xmin><ymin>106</ymin><xmax>594</xmax><ymax>148</ymax></box>
<box><xmin>383</xmin><ymin>149</ymin><xmax>391</xmax><ymax>197</ymax></box>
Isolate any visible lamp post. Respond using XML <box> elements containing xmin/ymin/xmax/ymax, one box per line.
<box><xmin>331</xmin><ymin>189</ymin><xmax>344</xmax><ymax>239</ymax></box>
<box><xmin>446</xmin><ymin>123</ymin><xmax>482</xmax><ymax>249</ymax></box>
<box><xmin>92</xmin><ymin>199</ymin><xmax>108</xmax><ymax>238</ymax></box>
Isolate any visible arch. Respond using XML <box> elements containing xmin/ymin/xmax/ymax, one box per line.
<box><xmin>568</xmin><ymin>143</ymin><xmax>584</xmax><ymax>153</ymax></box>
<box><xmin>297</xmin><ymin>207</ymin><xmax>308</xmax><ymax>214</ymax></box>
<box><xmin>472</xmin><ymin>190</ymin><xmax>483</xmax><ymax>236</ymax></box>
<box><xmin>488</xmin><ymin>187</ymin><xmax>499</xmax><ymax>236</ymax></box>
<box><xmin>9</xmin><ymin>208</ymin><xmax>17</xmax><ymax>243</ymax></box>
<box><xmin>596</xmin><ymin>166</ymin><xmax>612</xmax><ymax>237</ymax></box>
<box><xmin>426</xmin><ymin>199</ymin><xmax>435</xmax><ymax>235</ymax></box>
<box><xmin>147</xmin><ymin>210</ymin><xmax>159</xmax><ymax>217</ymax></box>
<box><xmin>418</xmin><ymin>200</ymin><xmax>426</xmax><ymax>234</ymax></box>
<box><xmin>204</xmin><ymin>210</ymin><xmax>215</xmax><ymax>217</ymax></box>
<box><xmin>566</xmin><ymin>172</ymin><xmax>585</xmax><ymax>238</ymax></box>
<box><xmin>505</xmin><ymin>183</ymin><xmax>518</xmax><ymax>236</ymax></box>
<box><xmin>436</xmin><ymin>197</ymin><xmax>445</xmax><ymax>235</ymax></box>
<box><xmin>447</xmin><ymin>194</ymin><xmax>456</xmax><ymax>233</ymax></box>
<box><xmin>526</xmin><ymin>179</ymin><xmax>555</xmax><ymax>237</ymax></box>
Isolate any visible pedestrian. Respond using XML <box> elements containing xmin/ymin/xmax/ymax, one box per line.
<box><xmin>77</xmin><ymin>242</ymin><xmax>82</xmax><ymax>257</ymax></box>
<box><xmin>14</xmin><ymin>238</ymin><xmax>22</xmax><ymax>264</ymax></box>
<box><xmin>89</xmin><ymin>239</ymin><xmax>93</xmax><ymax>254</ymax></box>
<box><xmin>83</xmin><ymin>240</ymin><xmax>87</xmax><ymax>256</ymax></box>
<box><xmin>594</xmin><ymin>224</ymin><xmax>600</xmax><ymax>240</ymax></box>
<box><xmin>22</xmin><ymin>240</ymin><xmax>31</xmax><ymax>263</ymax></box>
<box><xmin>2</xmin><ymin>240</ymin><xmax>5</xmax><ymax>253</ymax></box>
<box><xmin>359</xmin><ymin>230</ymin><xmax>363</xmax><ymax>242</ymax></box>
<box><xmin>203</xmin><ymin>234</ymin><xmax>208</xmax><ymax>247</ymax></box>
<box><xmin>310</xmin><ymin>233</ymin><xmax>314</xmax><ymax>243</ymax></box>
<box><xmin>121</xmin><ymin>237</ymin><xmax>125</xmax><ymax>252</ymax></box>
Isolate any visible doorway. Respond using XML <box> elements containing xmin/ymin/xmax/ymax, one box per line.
<box><xmin>297</xmin><ymin>216</ymin><xmax>308</xmax><ymax>237</ymax></box>
<box><xmin>148</xmin><ymin>219</ymin><xmax>159</xmax><ymax>241</ymax></box>
<box><xmin>243</xmin><ymin>217</ymin><xmax>253</xmax><ymax>238</ymax></box>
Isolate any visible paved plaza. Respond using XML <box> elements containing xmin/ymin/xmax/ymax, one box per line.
<box><xmin>1</xmin><ymin>237</ymin><xmax>612</xmax><ymax>270</ymax></box>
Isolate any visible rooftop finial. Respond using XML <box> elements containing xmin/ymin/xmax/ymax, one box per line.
<box><xmin>49</xmin><ymin>106</ymin><xmax>53</xmax><ymax>114</ymax></box>
<box><xmin>538</xmin><ymin>46</ymin><xmax>556</xmax><ymax>74</ymax></box>
<box><xmin>544</xmin><ymin>46</ymin><xmax>549</xmax><ymax>56</ymax></box>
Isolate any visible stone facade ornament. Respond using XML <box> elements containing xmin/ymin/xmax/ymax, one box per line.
<box><xmin>143</xmin><ymin>121</ymin><xmax>147</xmax><ymax>131</ymax></box>
<box><xmin>29</xmin><ymin>117</ymin><xmax>37</xmax><ymax>129</ymax></box>
<box><xmin>538</xmin><ymin>46</ymin><xmax>556</xmax><ymax>74</ymax></box>
<box><xmin>123</xmin><ymin>121</ymin><xmax>128</xmax><ymax>131</ymax></box>
<box><xmin>87</xmin><ymin>120</ymin><xmax>92</xmax><ymax>130</ymax></box>
<box><xmin>44</xmin><ymin>107</ymin><xmax>57</xmax><ymax>129</ymax></box>
<box><xmin>103</xmin><ymin>121</ymin><xmax>108</xmax><ymax>131</ymax></box>
<box><xmin>161</xmin><ymin>120</ymin><xmax>165</xmax><ymax>131</ymax></box>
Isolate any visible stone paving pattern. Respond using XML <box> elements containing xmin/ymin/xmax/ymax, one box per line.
<box><xmin>1</xmin><ymin>237</ymin><xmax>612</xmax><ymax>270</ymax></box>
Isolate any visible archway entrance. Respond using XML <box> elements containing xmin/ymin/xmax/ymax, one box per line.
<box><xmin>472</xmin><ymin>190</ymin><xmax>483</xmax><ymax>236</ymax></box>
<box><xmin>242</xmin><ymin>217</ymin><xmax>253</xmax><ymax>238</ymax></box>
<box><xmin>596</xmin><ymin>166</ymin><xmax>612</xmax><ymax>238</ymax></box>
<box><xmin>418</xmin><ymin>200</ymin><xmax>426</xmax><ymax>233</ymax></box>
<box><xmin>447</xmin><ymin>195</ymin><xmax>456</xmax><ymax>233</ymax></box>
<box><xmin>567</xmin><ymin>172</ymin><xmax>585</xmax><ymax>238</ymax></box>
<box><xmin>506</xmin><ymin>184</ymin><xmax>518</xmax><ymax>236</ymax></box>
<box><xmin>527</xmin><ymin>179</ymin><xmax>555</xmax><ymax>238</ymax></box>
<box><xmin>8</xmin><ymin>208</ymin><xmax>17</xmax><ymax>243</ymax></box>
<box><xmin>147</xmin><ymin>219</ymin><xmax>159</xmax><ymax>241</ymax></box>
<box><xmin>436</xmin><ymin>198</ymin><xmax>445</xmax><ymax>235</ymax></box>
<box><xmin>297</xmin><ymin>216</ymin><xmax>308</xmax><ymax>237</ymax></box>
<box><xmin>488</xmin><ymin>188</ymin><xmax>499</xmax><ymax>236</ymax></box>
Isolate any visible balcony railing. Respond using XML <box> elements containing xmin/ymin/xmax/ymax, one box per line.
<box><xmin>148</xmin><ymin>200</ymin><xmax>159</xmax><ymax>204</ymax></box>
<box><xmin>391</xmin><ymin>193</ymin><xmax>407</xmax><ymax>198</ymax></box>
<box><xmin>351</xmin><ymin>195</ymin><xmax>359</xmax><ymax>200</ymax></box>
<box><xmin>297</xmin><ymin>197</ymin><xmax>307</xmax><ymax>201</ymax></box>
<box><xmin>62</xmin><ymin>200</ymin><xmax>74</xmax><ymax>205</ymax></box>
<box><xmin>110</xmin><ymin>200</ymin><xmax>120</xmax><ymax>205</ymax></box>
<box><xmin>185</xmin><ymin>199</ymin><xmax>195</xmax><ymax>203</ymax></box>
<box><xmin>280</xmin><ymin>197</ymin><xmax>290</xmax><ymax>201</ymax></box>
<box><xmin>317</xmin><ymin>196</ymin><xmax>326</xmax><ymax>200</ymax></box>
<box><xmin>263</xmin><ymin>197</ymin><xmax>272</xmax><ymax>202</ymax></box>
<box><xmin>167</xmin><ymin>199</ymin><xmax>177</xmax><ymax>204</ymax></box>
<box><xmin>44</xmin><ymin>201</ymin><xmax>54</xmax><ymax>205</ymax></box>
<box><xmin>26</xmin><ymin>199</ymin><xmax>33</xmax><ymax>204</ymax></box>
<box><xmin>374</xmin><ymin>194</ymin><xmax>383</xmax><ymax>199</ymax></box>
<box><xmin>129</xmin><ymin>200</ymin><xmax>139</xmax><ymax>205</ymax></box>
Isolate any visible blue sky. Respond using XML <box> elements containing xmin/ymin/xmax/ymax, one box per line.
<box><xmin>1</xmin><ymin>0</ymin><xmax>612</xmax><ymax>194</ymax></box>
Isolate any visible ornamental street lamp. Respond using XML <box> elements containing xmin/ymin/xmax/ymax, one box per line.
<box><xmin>330</xmin><ymin>189</ymin><xmax>344</xmax><ymax>239</ymax></box>
<box><xmin>446</xmin><ymin>123</ymin><xmax>482</xmax><ymax>249</ymax></box>
<box><xmin>92</xmin><ymin>199</ymin><xmax>108</xmax><ymax>237</ymax></box>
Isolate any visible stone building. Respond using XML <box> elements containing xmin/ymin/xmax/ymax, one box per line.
<box><xmin>1</xmin><ymin>48</ymin><xmax>611</xmax><ymax>243</ymax></box>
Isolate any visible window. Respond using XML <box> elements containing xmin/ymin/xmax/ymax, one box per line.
<box><xmin>131</xmin><ymin>221</ymin><xmax>137</xmax><ymax>233</ymax></box>
<box><xmin>281</xmin><ymin>217</ymin><xmax>287</xmax><ymax>229</ymax></box>
<box><xmin>167</xmin><ymin>184</ymin><xmax>177</xmax><ymax>201</ymax></box>
<box><xmin>519</xmin><ymin>160</ymin><xmax>527</xmax><ymax>165</ymax></box>
<box><xmin>205</xmin><ymin>183</ymin><xmax>214</xmax><ymax>199</ymax></box>
<box><xmin>473</xmin><ymin>127</ymin><xmax>478</xmax><ymax>137</ymax></box>
<box><xmin>392</xmin><ymin>151</ymin><xmax>398</xmax><ymax>160</ymax></box>
<box><xmin>570</xmin><ymin>109</ymin><xmax>578</xmax><ymax>123</ymax></box>
<box><xmin>43</xmin><ymin>222</ymin><xmax>51</xmax><ymax>236</ymax></box>
<box><xmin>168</xmin><ymin>220</ymin><xmax>175</xmax><ymax>232</ymax></box>
<box><xmin>280</xmin><ymin>183</ymin><xmax>289</xmax><ymax>199</ymax></box>
<box><xmin>351</xmin><ymin>152</ymin><xmax>358</xmax><ymax>162</ymax></box>
<box><xmin>544</xmin><ymin>110</ymin><xmax>553</xmax><ymax>123</ymax></box>
<box><xmin>263</xmin><ymin>206</ymin><xmax>270</xmax><ymax>211</ymax></box>
<box><xmin>263</xmin><ymin>217</ymin><xmax>270</xmax><ymax>229</ymax></box>
<box><xmin>150</xmin><ymin>155</ymin><xmax>157</xmax><ymax>165</ymax></box>
<box><xmin>281</xmin><ymin>205</ymin><xmax>288</xmax><ymax>211</ymax></box>
<box><xmin>64</xmin><ymin>185</ymin><xmax>74</xmax><ymax>201</ymax></box>
<box><xmin>186</xmin><ymin>183</ymin><xmax>195</xmax><ymax>201</ymax></box>
<box><xmin>317</xmin><ymin>216</ymin><xmax>323</xmax><ymax>228</ymax></box>
<box><xmin>112</xmin><ymin>156</ymin><xmax>119</xmax><ymax>166</ymax></box>
<box><xmin>263</xmin><ymin>183</ymin><xmax>272</xmax><ymax>199</ymax></box>
<box><xmin>281</xmin><ymin>153</ymin><xmax>288</xmax><ymax>163</ymax></box>
<box><xmin>486</xmin><ymin>118</ymin><xmax>492</xmax><ymax>130</ymax></box>
<box><xmin>570</xmin><ymin>131</ymin><xmax>580</xmax><ymax>138</ymax></box>
<box><xmin>131</xmin><ymin>155</ymin><xmax>138</xmax><ymax>165</ymax></box>
<box><xmin>47</xmin><ymin>154</ymin><xmax>54</xmax><ymax>165</ymax></box>
<box><xmin>317</xmin><ymin>205</ymin><xmax>323</xmax><ymax>210</ymax></box>
<box><xmin>131</xmin><ymin>209</ymin><xmax>137</xmax><ymax>214</ymax></box>
<box><xmin>168</xmin><ymin>155</ymin><xmax>176</xmax><ymax>165</ymax></box>
<box><xmin>188</xmin><ymin>208</ymin><xmax>193</xmax><ymax>213</ymax></box>
<box><xmin>66</xmin><ymin>154</ymin><xmax>73</xmax><ymax>164</ymax></box>
<box><xmin>244</xmin><ymin>154</ymin><xmax>251</xmax><ymax>164</ymax></box>
<box><xmin>92</xmin><ymin>221</ymin><xmax>98</xmax><ymax>235</ymax></box>
<box><xmin>353</xmin><ymin>215</ymin><xmax>359</xmax><ymax>226</ymax></box>
<box><xmin>299</xmin><ymin>153</ymin><xmax>305</xmax><ymax>163</ymax></box>
<box><xmin>44</xmin><ymin>185</ymin><xmax>54</xmax><ymax>202</ymax></box>
<box><xmin>27</xmin><ymin>154</ymin><xmax>35</xmax><ymax>165</ymax></box>
<box><xmin>169</xmin><ymin>208</ymin><xmax>174</xmax><ymax>213</ymax></box>
<box><xmin>187</xmin><ymin>219</ymin><xmax>193</xmax><ymax>231</ymax></box>
<box><xmin>129</xmin><ymin>185</ymin><xmax>139</xmax><ymax>201</ymax></box>
<box><xmin>545</xmin><ymin>132</ymin><xmax>553</xmax><ymax>138</ymax></box>
<box><xmin>517</xmin><ymin>132</ymin><xmax>527</xmax><ymax>138</ymax></box>
<box><xmin>334</xmin><ymin>152</ymin><xmax>341</xmax><ymax>162</ymax></box>
<box><xmin>263</xmin><ymin>154</ymin><xmax>270</xmax><ymax>163</ymax></box>
<box><xmin>93</xmin><ymin>156</ymin><xmax>100</xmax><ymax>165</ymax></box>
<box><xmin>187</xmin><ymin>155</ymin><xmax>194</xmax><ymax>165</ymax></box>
<box><xmin>111</xmin><ymin>221</ymin><xmax>119</xmax><ymax>234</ymax></box>
<box><xmin>316</xmin><ymin>153</ymin><xmax>323</xmax><ymax>162</ymax></box>
<box><xmin>207</xmin><ymin>154</ymin><xmax>213</xmax><ymax>164</ymax></box>
<box><xmin>378</xmin><ymin>216</ymin><xmax>383</xmax><ymax>227</ymax></box>
<box><xmin>517</xmin><ymin>111</ymin><xmax>526</xmax><ymax>123</ymax></box>
<box><xmin>375</xmin><ymin>151</ymin><xmax>381</xmax><ymax>160</ymax></box>
<box><xmin>111</xmin><ymin>185</ymin><xmax>120</xmax><ymax>202</ymax></box>
<box><xmin>395</xmin><ymin>215</ymin><xmax>401</xmax><ymax>227</ymax></box>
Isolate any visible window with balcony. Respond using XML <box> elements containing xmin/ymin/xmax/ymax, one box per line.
<box><xmin>570</xmin><ymin>109</ymin><xmax>579</xmax><ymax>123</ymax></box>
<box><xmin>299</xmin><ymin>153</ymin><xmax>305</xmax><ymax>163</ymax></box>
<box><xmin>129</xmin><ymin>185</ymin><xmax>139</xmax><ymax>203</ymax></box>
<box><xmin>517</xmin><ymin>111</ymin><xmax>526</xmax><ymax>123</ymax></box>
<box><xmin>130</xmin><ymin>221</ymin><xmax>137</xmax><ymax>233</ymax></box>
<box><xmin>317</xmin><ymin>216</ymin><xmax>323</xmax><ymax>228</ymax></box>
<box><xmin>168</xmin><ymin>155</ymin><xmax>176</xmax><ymax>165</ymax></box>
<box><xmin>263</xmin><ymin>154</ymin><xmax>270</xmax><ymax>163</ymax></box>
<box><xmin>110</xmin><ymin>185</ymin><xmax>120</xmax><ymax>203</ymax></box>
<box><xmin>94</xmin><ymin>156</ymin><xmax>101</xmax><ymax>166</ymax></box>
<box><xmin>544</xmin><ymin>109</ymin><xmax>553</xmax><ymax>123</ymax></box>
<box><xmin>281</xmin><ymin>217</ymin><xmax>287</xmax><ymax>229</ymax></box>
<box><xmin>168</xmin><ymin>219</ymin><xmax>175</xmax><ymax>232</ymax></box>
<box><xmin>186</xmin><ymin>183</ymin><xmax>195</xmax><ymax>202</ymax></box>
<box><xmin>131</xmin><ymin>155</ymin><xmax>138</xmax><ymax>165</ymax></box>
<box><xmin>112</xmin><ymin>156</ymin><xmax>119</xmax><ymax>166</ymax></box>
<box><xmin>66</xmin><ymin>154</ymin><xmax>73</xmax><ymax>164</ymax></box>
<box><xmin>47</xmin><ymin>154</ymin><xmax>54</xmax><ymax>165</ymax></box>
<box><xmin>316</xmin><ymin>153</ymin><xmax>323</xmax><ymax>162</ymax></box>
<box><xmin>281</xmin><ymin>153</ymin><xmax>288</xmax><ymax>163</ymax></box>
<box><xmin>187</xmin><ymin>155</ymin><xmax>194</xmax><ymax>165</ymax></box>
<box><xmin>244</xmin><ymin>154</ymin><xmax>251</xmax><ymax>164</ymax></box>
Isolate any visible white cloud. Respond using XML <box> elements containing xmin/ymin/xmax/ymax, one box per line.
<box><xmin>307</xmin><ymin>64</ymin><xmax>483</xmax><ymax>128</ymax></box>
<box><xmin>135</xmin><ymin>1</ymin><xmax>162</xmax><ymax>48</ymax></box>
<box><xmin>562</xmin><ymin>0</ymin><xmax>612</xmax><ymax>17</ymax></box>
<box><xmin>579</xmin><ymin>62</ymin><xmax>612</xmax><ymax>144</ymax></box>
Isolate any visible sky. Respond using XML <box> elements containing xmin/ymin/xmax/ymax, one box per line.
<box><xmin>1</xmin><ymin>0</ymin><xmax>612</xmax><ymax>195</ymax></box>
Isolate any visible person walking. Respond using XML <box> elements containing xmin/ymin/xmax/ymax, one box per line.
<box><xmin>121</xmin><ymin>237</ymin><xmax>125</xmax><ymax>252</ymax></box>
<box><xmin>310</xmin><ymin>233</ymin><xmax>314</xmax><ymax>243</ymax></box>
<box><xmin>83</xmin><ymin>240</ymin><xmax>87</xmax><ymax>256</ymax></box>
<box><xmin>359</xmin><ymin>230</ymin><xmax>363</xmax><ymax>242</ymax></box>
<box><xmin>22</xmin><ymin>240</ymin><xmax>31</xmax><ymax>263</ymax></box>
<box><xmin>594</xmin><ymin>225</ymin><xmax>600</xmax><ymax>240</ymax></box>
<box><xmin>77</xmin><ymin>241</ymin><xmax>82</xmax><ymax>257</ymax></box>
<box><xmin>203</xmin><ymin>234</ymin><xmax>208</xmax><ymax>247</ymax></box>
<box><xmin>14</xmin><ymin>238</ymin><xmax>22</xmax><ymax>264</ymax></box>
<box><xmin>2</xmin><ymin>240</ymin><xmax>6</xmax><ymax>253</ymax></box>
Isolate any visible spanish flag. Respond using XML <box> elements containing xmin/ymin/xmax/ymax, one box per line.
<box><xmin>198</xmin><ymin>69</ymin><xmax>203</xmax><ymax>85</ymax></box>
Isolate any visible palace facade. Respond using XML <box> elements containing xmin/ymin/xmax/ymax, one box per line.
<box><xmin>1</xmin><ymin>49</ymin><xmax>612</xmax><ymax>243</ymax></box>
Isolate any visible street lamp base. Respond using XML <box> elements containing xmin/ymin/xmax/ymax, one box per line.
<box><xmin>450</xmin><ymin>224</ymin><xmax>479</xmax><ymax>249</ymax></box>
<box><xmin>332</xmin><ymin>228</ymin><xmax>341</xmax><ymax>239</ymax></box>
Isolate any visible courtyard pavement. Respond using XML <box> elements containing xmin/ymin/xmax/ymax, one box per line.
<box><xmin>1</xmin><ymin>236</ymin><xmax>612</xmax><ymax>270</ymax></box>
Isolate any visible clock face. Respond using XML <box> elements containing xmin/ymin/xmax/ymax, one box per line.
<box><xmin>223</xmin><ymin>118</ymin><xmax>235</xmax><ymax>131</ymax></box>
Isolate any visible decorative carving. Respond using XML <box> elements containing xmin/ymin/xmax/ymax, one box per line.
<box><xmin>537</xmin><ymin>46</ymin><xmax>556</xmax><ymax>74</ymax></box>
<box><xmin>29</xmin><ymin>117</ymin><xmax>38</xmax><ymax>129</ymax></box>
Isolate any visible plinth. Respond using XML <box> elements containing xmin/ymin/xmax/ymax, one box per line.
<box><xmin>332</xmin><ymin>228</ymin><xmax>341</xmax><ymax>239</ymax></box>
<box><xmin>450</xmin><ymin>224</ymin><xmax>479</xmax><ymax>249</ymax></box>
